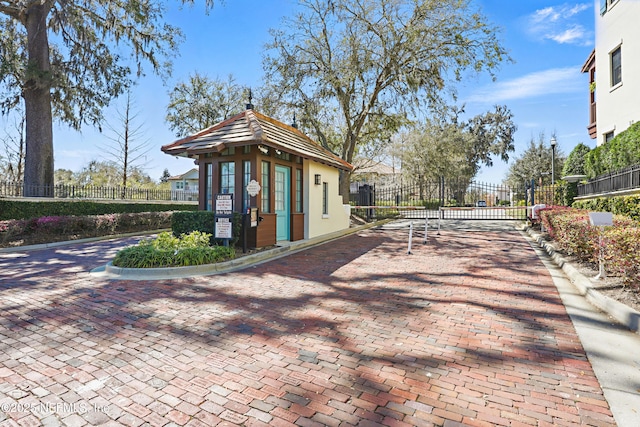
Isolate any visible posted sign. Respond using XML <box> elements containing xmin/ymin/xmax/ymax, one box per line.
<box><xmin>214</xmin><ymin>194</ymin><xmax>233</xmax><ymax>240</ymax></box>
<box><xmin>215</xmin><ymin>216</ymin><xmax>233</xmax><ymax>239</ymax></box>
<box><xmin>215</xmin><ymin>194</ymin><xmax>233</xmax><ymax>215</ymax></box>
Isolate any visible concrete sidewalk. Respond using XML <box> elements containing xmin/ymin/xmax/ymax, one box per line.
<box><xmin>0</xmin><ymin>222</ymin><xmax>636</xmax><ymax>426</ymax></box>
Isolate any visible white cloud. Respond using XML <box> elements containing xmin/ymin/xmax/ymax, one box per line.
<box><xmin>465</xmin><ymin>67</ymin><xmax>584</xmax><ymax>104</ymax></box>
<box><xmin>550</xmin><ymin>25</ymin><xmax>588</xmax><ymax>44</ymax></box>
<box><xmin>526</xmin><ymin>3</ymin><xmax>592</xmax><ymax>45</ymax></box>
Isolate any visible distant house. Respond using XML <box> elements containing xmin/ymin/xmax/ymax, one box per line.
<box><xmin>167</xmin><ymin>168</ymin><xmax>199</xmax><ymax>201</ymax></box>
<box><xmin>582</xmin><ymin>0</ymin><xmax>640</xmax><ymax>145</ymax></box>
<box><xmin>350</xmin><ymin>160</ymin><xmax>402</xmax><ymax>192</ymax></box>
<box><xmin>161</xmin><ymin>108</ymin><xmax>353</xmax><ymax>248</ymax></box>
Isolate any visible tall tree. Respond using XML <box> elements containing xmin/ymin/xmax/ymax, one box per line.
<box><xmin>562</xmin><ymin>143</ymin><xmax>590</xmax><ymax>177</ymax></box>
<box><xmin>0</xmin><ymin>0</ymin><xmax>214</xmax><ymax>196</ymax></box>
<box><xmin>0</xmin><ymin>111</ymin><xmax>25</xmax><ymax>183</ymax></box>
<box><xmin>74</xmin><ymin>159</ymin><xmax>154</xmax><ymax>187</ymax></box>
<box><xmin>160</xmin><ymin>168</ymin><xmax>171</xmax><ymax>183</ymax></box>
<box><xmin>166</xmin><ymin>73</ymin><xmax>244</xmax><ymax>136</ymax></box>
<box><xmin>101</xmin><ymin>90</ymin><xmax>151</xmax><ymax>188</ymax></box>
<box><xmin>505</xmin><ymin>133</ymin><xmax>565</xmax><ymax>188</ymax></box>
<box><xmin>263</xmin><ymin>0</ymin><xmax>509</xmax><ymax>200</ymax></box>
<box><xmin>399</xmin><ymin>105</ymin><xmax>516</xmax><ymax>184</ymax></box>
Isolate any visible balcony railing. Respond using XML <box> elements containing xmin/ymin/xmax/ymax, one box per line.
<box><xmin>577</xmin><ymin>165</ymin><xmax>640</xmax><ymax>197</ymax></box>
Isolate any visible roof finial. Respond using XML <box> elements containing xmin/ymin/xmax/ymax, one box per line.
<box><xmin>291</xmin><ymin>113</ymin><xmax>297</xmax><ymax>129</ymax></box>
<box><xmin>246</xmin><ymin>87</ymin><xmax>254</xmax><ymax>110</ymax></box>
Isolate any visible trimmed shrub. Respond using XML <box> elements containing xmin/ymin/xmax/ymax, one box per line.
<box><xmin>113</xmin><ymin>231</ymin><xmax>235</xmax><ymax>268</ymax></box>
<box><xmin>171</xmin><ymin>211</ymin><xmax>242</xmax><ymax>246</ymax></box>
<box><xmin>0</xmin><ymin>212</ymin><xmax>172</xmax><ymax>247</ymax></box>
<box><xmin>539</xmin><ymin>206</ymin><xmax>639</xmax><ymax>289</ymax></box>
<box><xmin>603</xmin><ymin>227</ymin><xmax>640</xmax><ymax>287</ymax></box>
<box><xmin>574</xmin><ymin>195</ymin><xmax>640</xmax><ymax>222</ymax></box>
<box><xmin>172</xmin><ymin>211</ymin><xmax>215</xmax><ymax>237</ymax></box>
<box><xmin>0</xmin><ymin>199</ymin><xmax>196</xmax><ymax>221</ymax></box>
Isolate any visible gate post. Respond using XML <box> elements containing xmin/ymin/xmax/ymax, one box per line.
<box><xmin>359</xmin><ymin>184</ymin><xmax>375</xmax><ymax>221</ymax></box>
<box><xmin>530</xmin><ymin>179</ymin><xmax>535</xmax><ymax>206</ymax></box>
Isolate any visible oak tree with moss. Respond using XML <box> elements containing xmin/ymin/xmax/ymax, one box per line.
<box><xmin>263</xmin><ymin>0</ymin><xmax>509</xmax><ymax>200</ymax></box>
<box><xmin>0</xmin><ymin>0</ymin><xmax>214</xmax><ymax>196</ymax></box>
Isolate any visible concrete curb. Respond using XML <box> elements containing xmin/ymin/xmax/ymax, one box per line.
<box><xmin>94</xmin><ymin>219</ymin><xmax>392</xmax><ymax>280</ymax></box>
<box><xmin>525</xmin><ymin>226</ymin><xmax>640</xmax><ymax>334</ymax></box>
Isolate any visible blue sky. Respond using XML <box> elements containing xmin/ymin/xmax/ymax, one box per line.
<box><xmin>48</xmin><ymin>0</ymin><xmax>596</xmax><ymax>185</ymax></box>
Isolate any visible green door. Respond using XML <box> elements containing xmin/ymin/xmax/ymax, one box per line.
<box><xmin>275</xmin><ymin>165</ymin><xmax>291</xmax><ymax>241</ymax></box>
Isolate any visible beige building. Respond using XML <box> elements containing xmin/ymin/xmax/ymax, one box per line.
<box><xmin>167</xmin><ymin>168</ymin><xmax>199</xmax><ymax>201</ymax></box>
<box><xmin>582</xmin><ymin>0</ymin><xmax>640</xmax><ymax>145</ymax></box>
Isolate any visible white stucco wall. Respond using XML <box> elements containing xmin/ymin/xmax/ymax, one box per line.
<box><xmin>595</xmin><ymin>0</ymin><xmax>640</xmax><ymax>145</ymax></box>
<box><xmin>305</xmin><ymin>162</ymin><xmax>350</xmax><ymax>239</ymax></box>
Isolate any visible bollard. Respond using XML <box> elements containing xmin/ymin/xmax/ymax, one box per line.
<box><xmin>423</xmin><ymin>216</ymin><xmax>428</xmax><ymax>244</ymax></box>
<box><xmin>407</xmin><ymin>221</ymin><xmax>413</xmax><ymax>254</ymax></box>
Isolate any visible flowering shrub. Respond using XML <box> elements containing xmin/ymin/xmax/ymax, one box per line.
<box><xmin>540</xmin><ymin>207</ymin><xmax>598</xmax><ymax>261</ymax></box>
<box><xmin>0</xmin><ymin>212</ymin><xmax>172</xmax><ymax>247</ymax></box>
<box><xmin>539</xmin><ymin>207</ymin><xmax>640</xmax><ymax>289</ymax></box>
<box><xmin>603</xmin><ymin>227</ymin><xmax>640</xmax><ymax>287</ymax></box>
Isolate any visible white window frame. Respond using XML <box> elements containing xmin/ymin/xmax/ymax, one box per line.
<box><xmin>610</xmin><ymin>44</ymin><xmax>622</xmax><ymax>88</ymax></box>
<box><xmin>322</xmin><ymin>182</ymin><xmax>329</xmax><ymax>218</ymax></box>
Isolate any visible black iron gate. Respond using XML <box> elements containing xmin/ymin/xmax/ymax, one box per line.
<box><xmin>350</xmin><ymin>178</ymin><xmax>535</xmax><ymax>221</ymax></box>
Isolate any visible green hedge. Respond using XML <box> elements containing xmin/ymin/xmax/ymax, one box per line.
<box><xmin>171</xmin><ymin>211</ymin><xmax>242</xmax><ymax>246</ymax></box>
<box><xmin>0</xmin><ymin>199</ymin><xmax>197</xmax><ymax>221</ymax></box>
<box><xmin>113</xmin><ymin>231</ymin><xmax>236</xmax><ymax>268</ymax></box>
<box><xmin>573</xmin><ymin>195</ymin><xmax>640</xmax><ymax>222</ymax></box>
<box><xmin>584</xmin><ymin>121</ymin><xmax>640</xmax><ymax>178</ymax></box>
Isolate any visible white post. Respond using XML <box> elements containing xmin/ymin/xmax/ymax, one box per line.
<box><xmin>588</xmin><ymin>212</ymin><xmax>612</xmax><ymax>280</ymax></box>
<box><xmin>423</xmin><ymin>215</ymin><xmax>428</xmax><ymax>244</ymax></box>
<box><xmin>437</xmin><ymin>207</ymin><xmax>441</xmax><ymax>235</ymax></box>
<box><xmin>408</xmin><ymin>221</ymin><xmax>413</xmax><ymax>254</ymax></box>
<box><xmin>595</xmin><ymin>230</ymin><xmax>607</xmax><ymax>280</ymax></box>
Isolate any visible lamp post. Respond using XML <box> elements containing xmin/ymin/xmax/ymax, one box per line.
<box><xmin>550</xmin><ymin>137</ymin><xmax>557</xmax><ymax>185</ymax></box>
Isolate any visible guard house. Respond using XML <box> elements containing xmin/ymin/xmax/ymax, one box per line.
<box><xmin>161</xmin><ymin>108</ymin><xmax>353</xmax><ymax>248</ymax></box>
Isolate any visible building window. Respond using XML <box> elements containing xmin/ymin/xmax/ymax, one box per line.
<box><xmin>295</xmin><ymin>169</ymin><xmax>302</xmax><ymax>213</ymax></box>
<box><xmin>176</xmin><ymin>181</ymin><xmax>184</xmax><ymax>190</ymax></box>
<box><xmin>275</xmin><ymin>150</ymin><xmax>290</xmax><ymax>161</ymax></box>
<box><xmin>601</xmin><ymin>0</ymin><xmax>620</xmax><ymax>15</ymax></box>
<box><xmin>322</xmin><ymin>182</ymin><xmax>328</xmax><ymax>216</ymax></box>
<box><xmin>220</xmin><ymin>161</ymin><xmax>235</xmax><ymax>199</ymax></box>
<box><xmin>243</xmin><ymin>160</ymin><xmax>251</xmax><ymax>211</ymax></box>
<box><xmin>605</xmin><ymin>131</ymin><xmax>615</xmax><ymax>143</ymax></box>
<box><xmin>611</xmin><ymin>46</ymin><xmax>622</xmax><ymax>87</ymax></box>
<box><xmin>220</xmin><ymin>147</ymin><xmax>236</xmax><ymax>156</ymax></box>
<box><xmin>205</xmin><ymin>164</ymin><xmax>212</xmax><ymax>211</ymax></box>
<box><xmin>261</xmin><ymin>161</ymin><xmax>270</xmax><ymax>213</ymax></box>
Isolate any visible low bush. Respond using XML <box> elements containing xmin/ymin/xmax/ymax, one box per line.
<box><xmin>0</xmin><ymin>212</ymin><xmax>172</xmax><ymax>247</ymax></box>
<box><xmin>171</xmin><ymin>211</ymin><xmax>242</xmax><ymax>246</ymax></box>
<box><xmin>539</xmin><ymin>206</ymin><xmax>639</xmax><ymax>289</ymax></box>
<box><xmin>0</xmin><ymin>199</ymin><xmax>196</xmax><ymax>221</ymax></box>
<box><xmin>603</xmin><ymin>227</ymin><xmax>640</xmax><ymax>285</ymax></box>
<box><xmin>574</xmin><ymin>195</ymin><xmax>640</xmax><ymax>222</ymax></box>
<box><xmin>113</xmin><ymin>231</ymin><xmax>235</xmax><ymax>268</ymax></box>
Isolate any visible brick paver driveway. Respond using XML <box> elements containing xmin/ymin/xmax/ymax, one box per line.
<box><xmin>0</xmin><ymin>227</ymin><xmax>615</xmax><ymax>426</ymax></box>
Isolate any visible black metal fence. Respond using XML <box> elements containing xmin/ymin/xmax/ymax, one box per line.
<box><xmin>349</xmin><ymin>178</ymin><xmax>535</xmax><ymax>221</ymax></box>
<box><xmin>0</xmin><ymin>181</ymin><xmax>198</xmax><ymax>202</ymax></box>
<box><xmin>350</xmin><ymin>179</ymin><xmax>519</xmax><ymax>208</ymax></box>
<box><xmin>578</xmin><ymin>165</ymin><xmax>640</xmax><ymax>196</ymax></box>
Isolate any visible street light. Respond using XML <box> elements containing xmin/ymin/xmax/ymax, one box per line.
<box><xmin>550</xmin><ymin>137</ymin><xmax>557</xmax><ymax>185</ymax></box>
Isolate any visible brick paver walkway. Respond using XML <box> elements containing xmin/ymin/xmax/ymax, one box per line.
<box><xmin>0</xmin><ymin>228</ymin><xmax>616</xmax><ymax>426</ymax></box>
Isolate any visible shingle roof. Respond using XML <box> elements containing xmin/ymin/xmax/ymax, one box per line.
<box><xmin>167</xmin><ymin>168</ymin><xmax>198</xmax><ymax>181</ymax></box>
<box><xmin>161</xmin><ymin>110</ymin><xmax>353</xmax><ymax>171</ymax></box>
